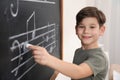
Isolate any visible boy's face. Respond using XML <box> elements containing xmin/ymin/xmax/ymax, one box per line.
<box><xmin>76</xmin><ymin>17</ymin><xmax>105</xmax><ymax>48</ymax></box>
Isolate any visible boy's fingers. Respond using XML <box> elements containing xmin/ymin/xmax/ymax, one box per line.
<box><xmin>26</xmin><ymin>44</ymin><xmax>42</xmax><ymax>50</ymax></box>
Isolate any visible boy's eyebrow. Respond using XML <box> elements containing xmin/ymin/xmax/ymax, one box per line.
<box><xmin>89</xmin><ymin>24</ymin><xmax>96</xmax><ymax>26</ymax></box>
<box><xmin>78</xmin><ymin>24</ymin><xmax>84</xmax><ymax>26</ymax></box>
<box><xmin>78</xmin><ymin>23</ymin><xmax>84</xmax><ymax>25</ymax></box>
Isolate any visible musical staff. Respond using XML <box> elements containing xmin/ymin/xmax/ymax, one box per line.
<box><xmin>9</xmin><ymin>22</ymin><xmax>57</xmax><ymax>79</ymax></box>
<box><xmin>9</xmin><ymin>2</ymin><xmax>57</xmax><ymax>79</ymax></box>
<box><xmin>16</xmin><ymin>63</ymin><xmax>37</xmax><ymax>80</ymax></box>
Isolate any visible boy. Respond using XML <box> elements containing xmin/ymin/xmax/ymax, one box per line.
<box><xmin>28</xmin><ymin>6</ymin><xmax>108</xmax><ymax>80</ymax></box>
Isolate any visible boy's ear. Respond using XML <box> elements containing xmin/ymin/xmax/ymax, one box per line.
<box><xmin>100</xmin><ymin>26</ymin><xmax>105</xmax><ymax>36</ymax></box>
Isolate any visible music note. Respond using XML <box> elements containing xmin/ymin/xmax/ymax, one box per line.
<box><xmin>26</xmin><ymin>11</ymin><xmax>36</xmax><ymax>41</ymax></box>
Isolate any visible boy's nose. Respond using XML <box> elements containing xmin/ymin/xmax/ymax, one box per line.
<box><xmin>84</xmin><ymin>28</ymin><xmax>89</xmax><ymax>33</ymax></box>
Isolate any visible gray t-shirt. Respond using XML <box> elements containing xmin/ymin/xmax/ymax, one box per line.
<box><xmin>72</xmin><ymin>48</ymin><xmax>108</xmax><ymax>80</ymax></box>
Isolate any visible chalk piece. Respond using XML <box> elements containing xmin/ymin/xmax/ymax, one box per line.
<box><xmin>26</xmin><ymin>44</ymin><xmax>32</xmax><ymax>48</ymax></box>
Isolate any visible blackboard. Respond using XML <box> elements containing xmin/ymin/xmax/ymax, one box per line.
<box><xmin>0</xmin><ymin>0</ymin><xmax>62</xmax><ymax>80</ymax></box>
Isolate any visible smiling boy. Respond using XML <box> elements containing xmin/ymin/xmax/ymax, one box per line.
<box><xmin>28</xmin><ymin>6</ymin><xmax>108</xmax><ymax>80</ymax></box>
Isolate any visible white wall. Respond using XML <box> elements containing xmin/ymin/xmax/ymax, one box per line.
<box><xmin>94</xmin><ymin>0</ymin><xmax>112</xmax><ymax>55</ymax></box>
<box><xmin>94</xmin><ymin>0</ymin><xmax>120</xmax><ymax>64</ymax></box>
<box><xmin>56</xmin><ymin>0</ymin><xmax>95</xmax><ymax>80</ymax></box>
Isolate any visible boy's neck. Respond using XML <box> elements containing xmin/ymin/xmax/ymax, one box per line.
<box><xmin>82</xmin><ymin>43</ymin><xmax>99</xmax><ymax>50</ymax></box>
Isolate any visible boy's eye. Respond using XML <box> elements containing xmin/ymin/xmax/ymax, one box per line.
<box><xmin>90</xmin><ymin>26</ymin><xmax>95</xmax><ymax>28</ymax></box>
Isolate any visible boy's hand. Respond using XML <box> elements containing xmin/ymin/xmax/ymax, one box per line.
<box><xmin>28</xmin><ymin>45</ymin><xmax>51</xmax><ymax>65</ymax></box>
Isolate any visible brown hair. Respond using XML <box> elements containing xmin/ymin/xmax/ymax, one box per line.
<box><xmin>76</xmin><ymin>6</ymin><xmax>106</xmax><ymax>27</ymax></box>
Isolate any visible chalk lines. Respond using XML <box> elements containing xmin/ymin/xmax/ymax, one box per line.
<box><xmin>21</xmin><ymin>0</ymin><xmax>56</xmax><ymax>4</ymax></box>
<box><xmin>9</xmin><ymin>23</ymin><xmax>55</xmax><ymax>40</ymax></box>
<box><xmin>9</xmin><ymin>22</ymin><xmax>57</xmax><ymax>79</ymax></box>
<box><xmin>9</xmin><ymin>0</ymin><xmax>57</xmax><ymax>79</ymax></box>
<box><xmin>16</xmin><ymin>63</ymin><xmax>37</xmax><ymax>80</ymax></box>
<box><xmin>9</xmin><ymin>8</ymin><xmax>57</xmax><ymax>80</ymax></box>
<box><xmin>10</xmin><ymin>0</ymin><xmax>55</xmax><ymax>17</ymax></box>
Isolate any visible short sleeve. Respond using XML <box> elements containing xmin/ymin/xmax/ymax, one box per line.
<box><xmin>84</xmin><ymin>52</ymin><xmax>107</xmax><ymax>76</ymax></box>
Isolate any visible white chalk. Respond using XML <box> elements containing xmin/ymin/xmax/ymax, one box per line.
<box><xmin>26</xmin><ymin>43</ymin><xmax>32</xmax><ymax>48</ymax></box>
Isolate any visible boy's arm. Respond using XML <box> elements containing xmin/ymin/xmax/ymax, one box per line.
<box><xmin>28</xmin><ymin>45</ymin><xmax>93</xmax><ymax>79</ymax></box>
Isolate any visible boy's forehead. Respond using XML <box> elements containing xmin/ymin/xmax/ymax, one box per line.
<box><xmin>78</xmin><ymin>17</ymin><xmax>99</xmax><ymax>25</ymax></box>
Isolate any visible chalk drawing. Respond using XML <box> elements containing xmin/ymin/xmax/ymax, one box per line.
<box><xmin>10</xmin><ymin>0</ymin><xmax>19</xmax><ymax>17</ymax></box>
<box><xmin>9</xmin><ymin>0</ymin><xmax>57</xmax><ymax>79</ymax></box>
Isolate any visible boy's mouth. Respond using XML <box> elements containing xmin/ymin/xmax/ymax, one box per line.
<box><xmin>82</xmin><ymin>35</ymin><xmax>92</xmax><ymax>39</ymax></box>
